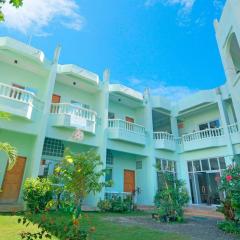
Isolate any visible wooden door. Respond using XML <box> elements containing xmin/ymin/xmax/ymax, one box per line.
<box><xmin>124</xmin><ymin>170</ymin><xmax>135</xmax><ymax>193</ymax></box>
<box><xmin>0</xmin><ymin>156</ymin><xmax>26</xmax><ymax>203</ymax></box>
<box><xmin>52</xmin><ymin>94</ymin><xmax>61</xmax><ymax>103</ymax></box>
<box><xmin>125</xmin><ymin>116</ymin><xmax>134</xmax><ymax>123</ymax></box>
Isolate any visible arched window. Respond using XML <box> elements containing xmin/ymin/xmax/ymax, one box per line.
<box><xmin>229</xmin><ymin>33</ymin><xmax>240</xmax><ymax>74</ymax></box>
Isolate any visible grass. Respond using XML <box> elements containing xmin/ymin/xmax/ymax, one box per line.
<box><xmin>0</xmin><ymin>211</ymin><xmax>189</xmax><ymax>240</ymax></box>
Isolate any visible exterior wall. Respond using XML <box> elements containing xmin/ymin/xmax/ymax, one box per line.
<box><xmin>0</xmin><ymin>0</ymin><xmax>240</xmax><ymax>207</ymax></box>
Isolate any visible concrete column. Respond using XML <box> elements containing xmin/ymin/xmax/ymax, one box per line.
<box><xmin>216</xmin><ymin>88</ymin><xmax>234</xmax><ymax>165</ymax></box>
<box><xmin>30</xmin><ymin>45</ymin><xmax>61</xmax><ymax>177</ymax></box>
<box><xmin>142</xmin><ymin>89</ymin><xmax>157</xmax><ymax>205</ymax></box>
<box><xmin>87</xmin><ymin>69</ymin><xmax>109</xmax><ymax>207</ymax></box>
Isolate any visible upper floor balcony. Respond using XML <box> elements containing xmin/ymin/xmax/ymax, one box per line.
<box><xmin>50</xmin><ymin>103</ymin><xmax>97</xmax><ymax>134</ymax></box>
<box><xmin>181</xmin><ymin>127</ymin><xmax>225</xmax><ymax>152</ymax></box>
<box><xmin>153</xmin><ymin>132</ymin><xmax>175</xmax><ymax>151</ymax></box>
<box><xmin>108</xmin><ymin>119</ymin><xmax>146</xmax><ymax>145</ymax></box>
<box><xmin>0</xmin><ymin>82</ymin><xmax>43</xmax><ymax>120</ymax></box>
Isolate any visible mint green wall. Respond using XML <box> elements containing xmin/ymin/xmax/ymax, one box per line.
<box><xmin>105</xmin><ymin>151</ymin><xmax>136</xmax><ymax>193</ymax></box>
<box><xmin>179</xmin><ymin>105</ymin><xmax>221</xmax><ymax>136</ymax></box>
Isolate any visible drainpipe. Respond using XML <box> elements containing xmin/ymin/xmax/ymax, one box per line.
<box><xmin>30</xmin><ymin>45</ymin><xmax>61</xmax><ymax>178</ymax></box>
<box><xmin>216</xmin><ymin>87</ymin><xmax>235</xmax><ymax>165</ymax></box>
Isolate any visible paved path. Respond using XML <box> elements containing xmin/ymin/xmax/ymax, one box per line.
<box><xmin>105</xmin><ymin>215</ymin><xmax>239</xmax><ymax>240</ymax></box>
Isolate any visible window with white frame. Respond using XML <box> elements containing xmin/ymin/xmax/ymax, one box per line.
<box><xmin>156</xmin><ymin>158</ymin><xmax>177</xmax><ymax>190</ymax></box>
<box><xmin>136</xmin><ymin>160</ymin><xmax>142</xmax><ymax>170</ymax></box>
<box><xmin>199</xmin><ymin>119</ymin><xmax>220</xmax><ymax>131</ymax></box>
<box><xmin>187</xmin><ymin>157</ymin><xmax>226</xmax><ymax>173</ymax></box>
<box><xmin>105</xmin><ymin>168</ymin><xmax>113</xmax><ymax>187</ymax></box>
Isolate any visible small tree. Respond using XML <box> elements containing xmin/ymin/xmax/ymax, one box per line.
<box><xmin>0</xmin><ymin>112</ymin><xmax>17</xmax><ymax>170</ymax></box>
<box><xmin>154</xmin><ymin>170</ymin><xmax>189</xmax><ymax>222</ymax></box>
<box><xmin>0</xmin><ymin>0</ymin><xmax>23</xmax><ymax>21</ymax></box>
<box><xmin>54</xmin><ymin>149</ymin><xmax>105</xmax><ymax>218</ymax></box>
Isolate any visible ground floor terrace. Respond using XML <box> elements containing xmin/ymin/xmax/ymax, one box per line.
<box><xmin>0</xmin><ymin>127</ymin><xmax>238</xmax><ymax>209</ymax></box>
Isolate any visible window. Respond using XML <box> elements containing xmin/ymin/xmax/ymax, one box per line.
<box><xmin>106</xmin><ymin>150</ymin><xmax>114</xmax><ymax>165</ymax></box>
<box><xmin>108</xmin><ymin>112</ymin><xmax>115</xmax><ymax>119</ymax></box>
<box><xmin>229</xmin><ymin>33</ymin><xmax>240</xmax><ymax>74</ymax></box>
<box><xmin>201</xmin><ymin>159</ymin><xmax>209</xmax><ymax>171</ymax></box>
<box><xmin>42</xmin><ymin>138</ymin><xmax>64</xmax><ymax>157</ymax></box>
<box><xmin>193</xmin><ymin>160</ymin><xmax>201</xmax><ymax>172</ymax></box>
<box><xmin>125</xmin><ymin>116</ymin><xmax>134</xmax><ymax>123</ymax></box>
<box><xmin>210</xmin><ymin>158</ymin><xmax>219</xmax><ymax>170</ymax></box>
<box><xmin>136</xmin><ymin>160</ymin><xmax>142</xmax><ymax>170</ymax></box>
<box><xmin>105</xmin><ymin>168</ymin><xmax>113</xmax><ymax>186</ymax></box>
<box><xmin>219</xmin><ymin>157</ymin><xmax>226</xmax><ymax>169</ymax></box>
<box><xmin>52</xmin><ymin>94</ymin><xmax>61</xmax><ymax>103</ymax></box>
<box><xmin>199</xmin><ymin>119</ymin><xmax>220</xmax><ymax>131</ymax></box>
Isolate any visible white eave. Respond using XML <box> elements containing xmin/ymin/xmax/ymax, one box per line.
<box><xmin>0</xmin><ymin>37</ymin><xmax>47</xmax><ymax>64</ymax></box>
<box><xmin>109</xmin><ymin>84</ymin><xmax>144</xmax><ymax>102</ymax></box>
<box><xmin>57</xmin><ymin>64</ymin><xmax>99</xmax><ymax>85</ymax></box>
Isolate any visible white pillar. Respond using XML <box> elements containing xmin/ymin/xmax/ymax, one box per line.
<box><xmin>216</xmin><ymin>88</ymin><xmax>234</xmax><ymax>165</ymax></box>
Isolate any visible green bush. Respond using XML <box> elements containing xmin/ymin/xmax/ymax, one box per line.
<box><xmin>98</xmin><ymin>195</ymin><xmax>134</xmax><ymax>213</ymax></box>
<box><xmin>217</xmin><ymin>162</ymin><xmax>240</xmax><ymax>234</ymax></box>
<box><xmin>154</xmin><ymin>172</ymin><xmax>189</xmax><ymax>222</ymax></box>
<box><xmin>23</xmin><ymin>178</ymin><xmax>53</xmax><ymax>212</ymax></box>
<box><xmin>217</xmin><ymin>221</ymin><xmax>240</xmax><ymax>234</ymax></box>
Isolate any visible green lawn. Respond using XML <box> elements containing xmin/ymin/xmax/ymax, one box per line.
<box><xmin>0</xmin><ymin>212</ymin><xmax>189</xmax><ymax>240</ymax></box>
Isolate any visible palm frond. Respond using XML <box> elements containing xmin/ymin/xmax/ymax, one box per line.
<box><xmin>0</xmin><ymin>142</ymin><xmax>17</xmax><ymax>170</ymax></box>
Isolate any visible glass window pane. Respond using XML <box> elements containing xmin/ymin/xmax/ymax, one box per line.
<box><xmin>210</xmin><ymin>120</ymin><xmax>220</xmax><ymax>128</ymax></box>
<box><xmin>162</xmin><ymin>160</ymin><xmax>167</xmax><ymax>171</ymax></box>
<box><xmin>201</xmin><ymin>159</ymin><xmax>209</xmax><ymax>171</ymax></box>
<box><xmin>156</xmin><ymin>159</ymin><xmax>161</xmax><ymax>170</ymax></box>
<box><xmin>105</xmin><ymin>168</ymin><xmax>113</xmax><ymax>183</ymax></box>
<box><xmin>210</xmin><ymin>158</ymin><xmax>219</xmax><ymax>170</ymax></box>
<box><xmin>168</xmin><ymin>161</ymin><xmax>173</xmax><ymax>171</ymax></box>
<box><xmin>193</xmin><ymin>160</ymin><xmax>201</xmax><ymax>171</ymax></box>
<box><xmin>199</xmin><ymin>123</ymin><xmax>208</xmax><ymax>131</ymax></box>
<box><xmin>174</xmin><ymin>161</ymin><xmax>177</xmax><ymax>173</ymax></box>
<box><xmin>219</xmin><ymin>157</ymin><xmax>226</xmax><ymax>169</ymax></box>
<box><xmin>188</xmin><ymin>161</ymin><xmax>193</xmax><ymax>172</ymax></box>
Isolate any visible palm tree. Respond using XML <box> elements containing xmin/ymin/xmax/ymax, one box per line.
<box><xmin>0</xmin><ymin>142</ymin><xmax>17</xmax><ymax>170</ymax></box>
<box><xmin>0</xmin><ymin>112</ymin><xmax>17</xmax><ymax>170</ymax></box>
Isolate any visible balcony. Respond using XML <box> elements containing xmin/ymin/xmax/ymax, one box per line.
<box><xmin>0</xmin><ymin>82</ymin><xmax>42</xmax><ymax>120</ymax></box>
<box><xmin>50</xmin><ymin>103</ymin><xmax>97</xmax><ymax>134</ymax></box>
<box><xmin>108</xmin><ymin>119</ymin><xmax>146</xmax><ymax>145</ymax></box>
<box><xmin>228</xmin><ymin>123</ymin><xmax>240</xmax><ymax>144</ymax></box>
<box><xmin>153</xmin><ymin>132</ymin><xmax>175</xmax><ymax>151</ymax></box>
<box><xmin>181</xmin><ymin>127</ymin><xmax>225</xmax><ymax>152</ymax></box>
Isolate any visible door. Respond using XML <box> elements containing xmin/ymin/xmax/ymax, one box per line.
<box><xmin>0</xmin><ymin>156</ymin><xmax>26</xmax><ymax>203</ymax></box>
<box><xmin>125</xmin><ymin>117</ymin><xmax>134</xmax><ymax>131</ymax></box>
<box><xmin>124</xmin><ymin>170</ymin><xmax>135</xmax><ymax>193</ymax></box>
<box><xmin>52</xmin><ymin>94</ymin><xmax>61</xmax><ymax>103</ymax></box>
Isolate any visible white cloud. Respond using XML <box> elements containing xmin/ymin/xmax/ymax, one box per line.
<box><xmin>1</xmin><ymin>0</ymin><xmax>84</xmax><ymax>35</ymax></box>
<box><xmin>128</xmin><ymin>76</ymin><xmax>197</xmax><ymax>101</ymax></box>
<box><xmin>145</xmin><ymin>0</ymin><xmax>196</xmax><ymax>14</ymax></box>
<box><xmin>150</xmin><ymin>82</ymin><xmax>197</xmax><ymax>101</ymax></box>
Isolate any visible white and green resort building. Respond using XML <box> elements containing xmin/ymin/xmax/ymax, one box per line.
<box><xmin>0</xmin><ymin>0</ymin><xmax>240</xmax><ymax>208</ymax></box>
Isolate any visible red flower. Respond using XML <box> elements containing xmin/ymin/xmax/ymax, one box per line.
<box><xmin>226</xmin><ymin>175</ymin><xmax>233</xmax><ymax>182</ymax></box>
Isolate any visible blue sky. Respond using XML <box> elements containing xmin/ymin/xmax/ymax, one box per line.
<box><xmin>0</xmin><ymin>0</ymin><xmax>226</xmax><ymax>100</ymax></box>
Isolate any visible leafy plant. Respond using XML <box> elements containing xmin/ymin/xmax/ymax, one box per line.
<box><xmin>98</xmin><ymin>195</ymin><xmax>135</xmax><ymax>213</ymax></box>
<box><xmin>53</xmin><ymin>149</ymin><xmax>106</xmax><ymax>218</ymax></box>
<box><xmin>23</xmin><ymin>178</ymin><xmax>53</xmax><ymax>212</ymax></box>
<box><xmin>18</xmin><ymin>211</ymin><xmax>93</xmax><ymax>240</ymax></box>
<box><xmin>217</xmin><ymin>162</ymin><xmax>240</xmax><ymax>234</ymax></box>
<box><xmin>0</xmin><ymin>0</ymin><xmax>23</xmax><ymax>21</ymax></box>
<box><xmin>154</xmin><ymin>171</ymin><xmax>189</xmax><ymax>222</ymax></box>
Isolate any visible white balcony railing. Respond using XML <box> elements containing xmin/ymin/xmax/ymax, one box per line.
<box><xmin>108</xmin><ymin>119</ymin><xmax>145</xmax><ymax>135</ymax></box>
<box><xmin>50</xmin><ymin>103</ymin><xmax>97</xmax><ymax>122</ymax></box>
<box><xmin>0</xmin><ymin>82</ymin><xmax>43</xmax><ymax>110</ymax></box>
<box><xmin>153</xmin><ymin>131</ymin><xmax>174</xmax><ymax>141</ymax></box>
<box><xmin>182</xmin><ymin>127</ymin><xmax>224</xmax><ymax>142</ymax></box>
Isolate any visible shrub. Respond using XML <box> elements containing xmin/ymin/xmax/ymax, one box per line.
<box><xmin>18</xmin><ymin>210</ymin><xmax>93</xmax><ymax>240</ymax></box>
<box><xmin>98</xmin><ymin>195</ymin><xmax>134</xmax><ymax>213</ymax></box>
<box><xmin>23</xmin><ymin>178</ymin><xmax>53</xmax><ymax>212</ymax></box>
<box><xmin>154</xmin><ymin>172</ymin><xmax>189</xmax><ymax>222</ymax></box>
<box><xmin>217</xmin><ymin>162</ymin><xmax>240</xmax><ymax>234</ymax></box>
<box><xmin>217</xmin><ymin>221</ymin><xmax>240</xmax><ymax>234</ymax></box>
